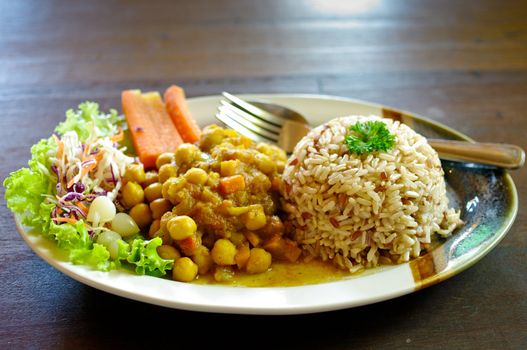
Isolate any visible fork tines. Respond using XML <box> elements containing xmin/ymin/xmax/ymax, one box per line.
<box><xmin>221</xmin><ymin>92</ymin><xmax>285</xmax><ymax>127</ymax></box>
<box><xmin>215</xmin><ymin>92</ymin><xmax>285</xmax><ymax>144</ymax></box>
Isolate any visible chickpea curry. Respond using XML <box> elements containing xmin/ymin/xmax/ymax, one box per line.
<box><xmin>120</xmin><ymin>124</ymin><xmax>303</xmax><ymax>283</ymax></box>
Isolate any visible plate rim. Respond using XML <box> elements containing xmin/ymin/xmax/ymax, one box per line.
<box><xmin>14</xmin><ymin>93</ymin><xmax>518</xmax><ymax>315</ymax></box>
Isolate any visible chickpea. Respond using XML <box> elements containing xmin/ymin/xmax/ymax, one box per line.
<box><xmin>175</xmin><ymin>143</ymin><xmax>200</xmax><ymax>165</ymax></box>
<box><xmin>159</xmin><ymin>211</ymin><xmax>175</xmax><ymax>235</ymax></box>
<box><xmin>149</xmin><ymin>198</ymin><xmax>172</xmax><ymax>219</ymax></box>
<box><xmin>142</xmin><ymin>171</ymin><xmax>159</xmax><ymax>187</ymax></box>
<box><xmin>242</xmin><ymin>204</ymin><xmax>267</xmax><ymax>231</ymax></box>
<box><xmin>199</xmin><ymin>125</ymin><xmax>225</xmax><ymax>151</ymax></box>
<box><xmin>124</xmin><ymin>163</ymin><xmax>146</xmax><ymax>184</ymax></box>
<box><xmin>156</xmin><ymin>152</ymin><xmax>175</xmax><ymax>170</ymax></box>
<box><xmin>184</xmin><ymin>168</ymin><xmax>208</xmax><ymax>185</ymax></box>
<box><xmin>211</xmin><ymin>239</ymin><xmax>237</xmax><ymax>266</ymax></box>
<box><xmin>157</xmin><ymin>245</ymin><xmax>181</xmax><ymax>260</ymax></box>
<box><xmin>255</xmin><ymin>153</ymin><xmax>276</xmax><ymax>174</ymax></box>
<box><xmin>256</xmin><ymin>143</ymin><xmax>287</xmax><ymax>162</ymax></box>
<box><xmin>256</xmin><ymin>143</ymin><xmax>270</xmax><ymax>154</ymax></box>
<box><xmin>192</xmin><ymin>246</ymin><xmax>213</xmax><ymax>275</ymax></box>
<box><xmin>220</xmin><ymin>160</ymin><xmax>239</xmax><ymax>177</ymax></box>
<box><xmin>158</xmin><ymin>163</ymin><xmax>179</xmax><ymax>183</ymax></box>
<box><xmin>144</xmin><ymin>182</ymin><xmax>163</xmax><ymax>202</ymax></box>
<box><xmin>172</xmin><ymin>257</ymin><xmax>198</xmax><ymax>282</ymax></box>
<box><xmin>148</xmin><ymin>219</ymin><xmax>161</xmax><ymax>239</ymax></box>
<box><xmin>162</xmin><ymin>176</ymin><xmax>187</xmax><ymax>203</ymax></box>
<box><xmin>121</xmin><ymin>181</ymin><xmax>145</xmax><ymax>209</ymax></box>
<box><xmin>167</xmin><ymin>215</ymin><xmax>197</xmax><ymax>241</ymax></box>
<box><xmin>223</xmin><ymin>129</ymin><xmax>238</xmax><ymax>138</ymax></box>
<box><xmin>246</xmin><ymin>248</ymin><xmax>272</xmax><ymax>274</ymax></box>
<box><xmin>129</xmin><ymin>203</ymin><xmax>152</xmax><ymax>229</ymax></box>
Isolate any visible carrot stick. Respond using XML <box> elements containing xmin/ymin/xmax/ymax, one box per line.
<box><xmin>164</xmin><ymin>85</ymin><xmax>201</xmax><ymax>143</ymax></box>
<box><xmin>122</xmin><ymin>90</ymin><xmax>183</xmax><ymax>169</ymax></box>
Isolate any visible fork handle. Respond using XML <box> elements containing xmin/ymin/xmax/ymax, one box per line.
<box><xmin>428</xmin><ymin>139</ymin><xmax>525</xmax><ymax>169</ymax></box>
<box><xmin>278</xmin><ymin>121</ymin><xmax>524</xmax><ymax>169</ymax></box>
<box><xmin>279</xmin><ymin>121</ymin><xmax>312</xmax><ymax>153</ymax></box>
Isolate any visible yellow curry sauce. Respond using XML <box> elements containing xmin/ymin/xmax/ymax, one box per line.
<box><xmin>193</xmin><ymin>259</ymin><xmax>354</xmax><ymax>287</ymax></box>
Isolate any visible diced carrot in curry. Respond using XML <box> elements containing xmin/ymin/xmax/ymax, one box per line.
<box><xmin>263</xmin><ymin>234</ymin><xmax>301</xmax><ymax>262</ymax></box>
<box><xmin>219</xmin><ymin>175</ymin><xmax>246</xmax><ymax>194</ymax></box>
<box><xmin>244</xmin><ymin>231</ymin><xmax>261</xmax><ymax>247</ymax></box>
<box><xmin>177</xmin><ymin>234</ymin><xmax>200</xmax><ymax>256</ymax></box>
<box><xmin>235</xmin><ymin>243</ymin><xmax>251</xmax><ymax>269</ymax></box>
<box><xmin>283</xmin><ymin>239</ymin><xmax>302</xmax><ymax>262</ymax></box>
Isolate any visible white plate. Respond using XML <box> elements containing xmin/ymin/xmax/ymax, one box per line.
<box><xmin>17</xmin><ymin>94</ymin><xmax>517</xmax><ymax>315</ymax></box>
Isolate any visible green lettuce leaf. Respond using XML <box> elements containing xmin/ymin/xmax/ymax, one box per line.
<box><xmin>4</xmin><ymin>168</ymin><xmax>49</xmax><ymax>226</ymax></box>
<box><xmin>50</xmin><ymin>220</ymin><xmax>91</xmax><ymax>250</ymax></box>
<box><xmin>4</xmin><ymin>137</ymin><xmax>57</xmax><ymax>231</ymax></box>
<box><xmin>127</xmin><ymin>237</ymin><xmax>174</xmax><ymax>277</ymax></box>
<box><xmin>70</xmin><ymin>242</ymin><xmax>113</xmax><ymax>271</ymax></box>
<box><xmin>28</xmin><ymin>137</ymin><xmax>57</xmax><ymax>174</ymax></box>
<box><xmin>55</xmin><ymin>101</ymin><xmax>122</xmax><ymax>141</ymax></box>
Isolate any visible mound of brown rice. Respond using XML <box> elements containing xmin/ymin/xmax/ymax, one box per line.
<box><xmin>281</xmin><ymin>115</ymin><xmax>462</xmax><ymax>272</ymax></box>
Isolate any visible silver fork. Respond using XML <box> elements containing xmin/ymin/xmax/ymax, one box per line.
<box><xmin>215</xmin><ymin>92</ymin><xmax>525</xmax><ymax>169</ymax></box>
<box><xmin>215</xmin><ymin>92</ymin><xmax>311</xmax><ymax>153</ymax></box>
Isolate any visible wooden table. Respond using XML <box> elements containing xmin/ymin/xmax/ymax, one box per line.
<box><xmin>1</xmin><ymin>0</ymin><xmax>526</xmax><ymax>348</ymax></box>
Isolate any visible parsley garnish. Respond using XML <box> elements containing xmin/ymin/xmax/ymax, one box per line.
<box><xmin>344</xmin><ymin>121</ymin><xmax>395</xmax><ymax>155</ymax></box>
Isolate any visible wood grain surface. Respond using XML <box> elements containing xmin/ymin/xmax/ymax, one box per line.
<box><xmin>1</xmin><ymin>0</ymin><xmax>526</xmax><ymax>348</ymax></box>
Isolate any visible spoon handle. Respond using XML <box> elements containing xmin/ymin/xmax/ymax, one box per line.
<box><xmin>427</xmin><ymin>139</ymin><xmax>525</xmax><ymax>169</ymax></box>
